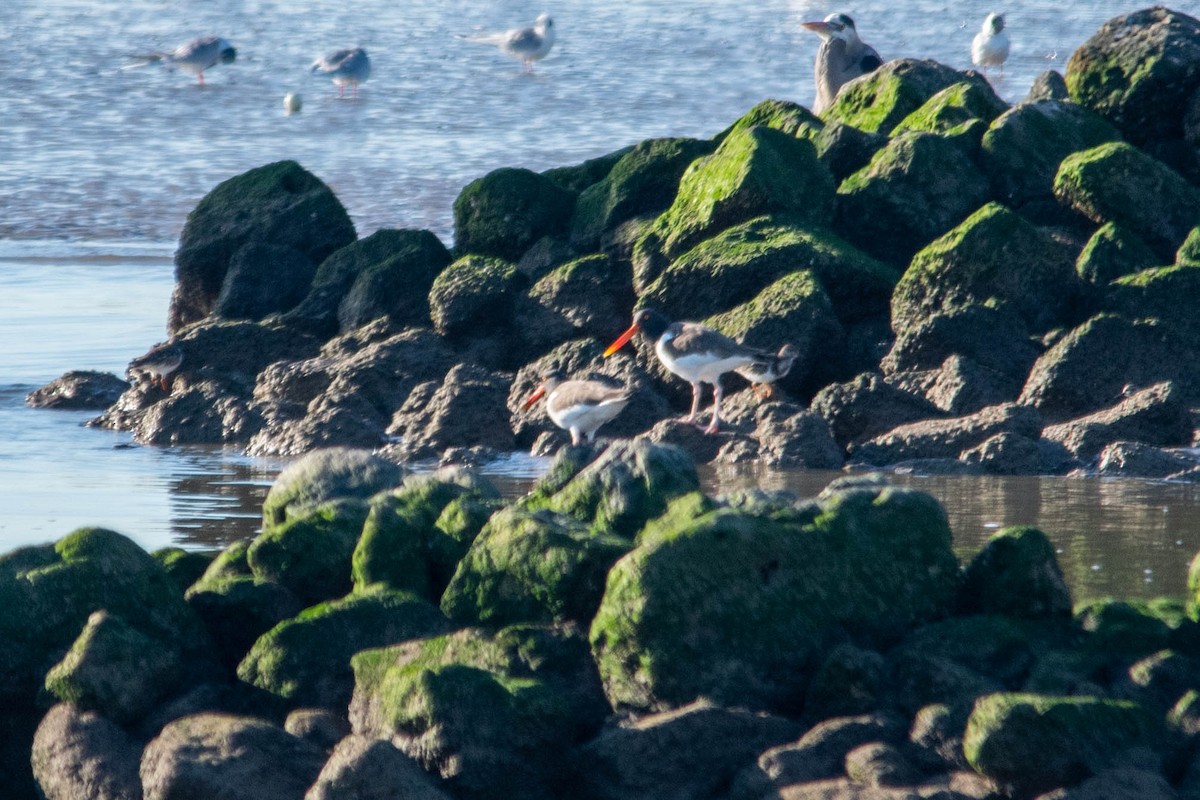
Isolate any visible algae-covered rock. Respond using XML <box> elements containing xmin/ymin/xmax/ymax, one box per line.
<box><xmin>307</xmin><ymin>735</ymin><xmax>453</xmax><ymax>800</ymax></box>
<box><xmin>1054</xmin><ymin>142</ymin><xmax>1200</xmax><ymax>257</ymax></box>
<box><xmin>958</xmin><ymin>526</ymin><xmax>1072</xmax><ymax>619</ymax></box>
<box><xmin>589</xmin><ymin>481</ymin><xmax>958</xmax><ymax>712</ymax></box>
<box><xmin>151</xmin><ymin>547</ymin><xmax>216</xmax><ymax>594</ymax></box>
<box><xmin>963</xmin><ymin>693</ymin><xmax>1169</xmax><ymax>795</ymax></box>
<box><xmin>835</xmin><ymin>132</ymin><xmax>991</xmax><ymax>266</ymax></box>
<box><xmin>980</xmin><ymin>100</ymin><xmax>1121</xmax><ymax>206</ymax></box>
<box><xmin>284</xmin><ymin>229</ymin><xmax>452</xmax><ymax>337</ymax></box>
<box><xmin>351</xmin><ymin>472</ymin><xmax>500</xmax><ymax>598</ymax></box>
<box><xmin>519</xmin><ymin>439</ymin><xmax>701</xmax><ymax>539</ymax></box>
<box><xmin>717</xmin><ymin>99</ymin><xmax>825</xmax><ymax>142</ymax></box>
<box><xmin>882</xmin><ymin>303</ymin><xmax>1041</xmax><ymax>382</ymax></box>
<box><xmin>428</xmin><ymin>254</ymin><xmax>524</xmax><ymax>337</ymax></box>
<box><xmin>891</xmin><ymin>203</ymin><xmax>1081</xmax><ymax>336</ymax></box>
<box><xmin>892</xmin><ymin>80</ymin><xmax>1009</xmax><ymax>144</ymax></box>
<box><xmin>528</xmin><ymin>254</ymin><xmax>635</xmax><ymax>343</ymax></box>
<box><xmin>569</xmin><ymin>137</ymin><xmax>714</xmax><ymax>248</ymax></box>
<box><xmin>1076</xmin><ymin>222</ymin><xmax>1160</xmax><ymax>285</ymax></box>
<box><xmin>1065</xmin><ymin>7</ymin><xmax>1200</xmax><ymax>145</ymax></box>
<box><xmin>261</xmin><ymin>446</ymin><xmax>404</xmax><ymax>527</ymax></box>
<box><xmin>638</xmin><ymin>126</ymin><xmax>835</xmax><ymax>263</ymax></box>
<box><xmin>542</xmin><ymin>145</ymin><xmax>632</xmax><ymax>194</ymax></box>
<box><xmin>248</xmin><ymin>500</ymin><xmax>370</xmax><ymax>606</ymax></box>
<box><xmin>349</xmin><ymin>625</ymin><xmax>609</xmax><ymax>800</ymax></box>
<box><xmin>237</xmin><ymin>585</ymin><xmax>449</xmax><ymax>710</ymax></box>
<box><xmin>814</xmin><ymin>121</ymin><xmax>889</xmax><ymax>183</ymax></box>
<box><xmin>0</xmin><ymin>527</ymin><xmax>206</xmax><ymax>703</ymax></box>
<box><xmin>1019</xmin><ymin>314</ymin><xmax>1198</xmax><ymax>422</ymax></box>
<box><xmin>211</xmin><ymin>241</ymin><xmax>316</xmax><ymax>323</ymax></box>
<box><xmin>1178</xmin><ymin>227</ymin><xmax>1200</xmax><ymax>264</ymax></box>
<box><xmin>823</xmin><ymin>59</ymin><xmax>986</xmax><ymax>134</ymax></box>
<box><xmin>45</xmin><ymin>609</ymin><xmax>185</xmax><ymax>725</ymax></box>
<box><xmin>140</xmin><ymin>712</ymin><xmax>328</xmax><ymax>800</ymax></box>
<box><xmin>453</xmin><ymin>167</ymin><xmax>575</xmax><ymax>261</ymax></box>
<box><xmin>1108</xmin><ymin>263</ymin><xmax>1200</xmax><ymax>350</ymax></box>
<box><xmin>703</xmin><ymin>270</ymin><xmax>845</xmax><ymax>393</ymax></box>
<box><xmin>441</xmin><ymin>507</ymin><xmax>632</xmax><ymax>627</ymax></box>
<box><xmin>170</xmin><ymin>160</ymin><xmax>356</xmax><ymax>334</ymax></box>
<box><xmin>638</xmin><ymin>214</ymin><xmax>897</xmax><ymax>324</ymax></box>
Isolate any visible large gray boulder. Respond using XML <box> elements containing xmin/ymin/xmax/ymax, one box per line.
<box><xmin>851</xmin><ymin>403</ymin><xmax>1042</xmax><ymax>466</ymax></box>
<box><xmin>32</xmin><ymin>704</ymin><xmax>142</xmax><ymax>800</ymax></box>
<box><xmin>1042</xmin><ymin>381</ymin><xmax>1193</xmax><ymax>460</ymax></box>
<box><xmin>306</xmin><ymin>735</ymin><xmax>452</xmax><ymax>800</ymax></box>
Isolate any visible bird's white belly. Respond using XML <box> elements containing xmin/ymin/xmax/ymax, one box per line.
<box><xmin>549</xmin><ymin>398</ymin><xmax>627</xmax><ymax>433</ymax></box>
<box><xmin>657</xmin><ymin>341</ymin><xmax>752</xmax><ymax>384</ymax></box>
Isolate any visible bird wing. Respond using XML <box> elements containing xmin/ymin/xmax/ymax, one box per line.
<box><xmin>505</xmin><ymin>26</ymin><xmax>543</xmax><ymax>54</ymax></box>
<box><xmin>557</xmin><ymin>380</ymin><xmax>632</xmax><ymax>407</ymax></box>
<box><xmin>858</xmin><ymin>44</ymin><xmax>883</xmax><ymax>73</ymax></box>
<box><xmin>673</xmin><ymin>324</ymin><xmax>760</xmax><ymax>359</ymax></box>
<box><xmin>312</xmin><ymin>48</ymin><xmax>355</xmax><ymax>72</ymax></box>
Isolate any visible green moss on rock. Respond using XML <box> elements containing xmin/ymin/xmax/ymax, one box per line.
<box><xmin>1076</xmin><ymin>222</ymin><xmax>1160</xmax><ymax>284</ymax></box>
<box><xmin>428</xmin><ymin>255</ymin><xmax>524</xmax><ymax>337</ymax></box>
<box><xmin>589</xmin><ymin>482</ymin><xmax>959</xmax><ymax>712</ymax></box>
<box><xmin>453</xmin><ymin>167</ymin><xmax>575</xmax><ymax>262</ymax></box>
<box><xmin>716</xmin><ymin>99</ymin><xmax>825</xmax><ymax>142</ymax></box>
<box><xmin>958</xmin><ymin>527</ymin><xmax>1072</xmax><ymax>619</ymax></box>
<box><xmin>823</xmin><ymin>59</ymin><xmax>985</xmax><ymax>134</ymax></box>
<box><xmin>980</xmin><ymin>100</ymin><xmax>1120</xmax><ymax>206</ymax></box>
<box><xmin>151</xmin><ymin>547</ymin><xmax>217</xmax><ymax>595</ymax></box>
<box><xmin>441</xmin><ymin>508</ymin><xmax>631</xmax><ymax>627</ymax></box>
<box><xmin>542</xmin><ymin>145</ymin><xmax>633</xmax><ymax>194</ymax></box>
<box><xmin>262</xmin><ymin>447</ymin><xmax>405</xmax><ymax>527</ymax></box>
<box><xmin>238</xmin><ymin>585</ymin><xmax>449</xmax><ymax>709</ymax></box>
<box><xmin>891</xmin><ymin>202</ymin><xmax>1080</xmax><ymax>336</ymax></box>
<box><xmin>963</xmin><ymin>693</ymin><xmax>1167</xmax><ymax>794</ymax></box>
<box><xmin>892</xmin><ymin>81</ymin><xmax>1008</xmax><ymax>143</ymax></box>
<box><xmin>1108</xmin><ymin>263</ymin><xmax>1200</xmax><ymax>348</ymax></box>
<box><xmin>638</xmin><ymin>126</ymin><xmax>835</xmax><ymax>263</ymax></box>
<box><xmin>249</xmin><ymin>500</ymin><xmax>370</xmax><ymax>606</ymax></box>
<box><xmin>835</xmin><ymin>131</ymin><xmax>991</xmax><ymax>266</ymax></box>
<box><xmin>1176</xmin><ymin>228</ymin><xmax>1200</xmax><ymax>264</ymax></box>
<box><xmin>1054</xmin><ymin>142</ymin><xmax>1200</xmax><ymax>257</ymax></box>
<box><xmin>639</xmin><ymin>215</ymin><xmax>897</xmax><ymax>325</ymax></box>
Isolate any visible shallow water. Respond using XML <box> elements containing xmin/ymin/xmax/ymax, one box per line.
<box><xmin>4</xmin><ymin>0</ymin><xmax>1200</xmax><ymax>601</ymax></box>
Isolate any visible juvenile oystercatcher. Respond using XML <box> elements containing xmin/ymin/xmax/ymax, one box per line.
<box><xmin>736</xmin><ymin>343</ymin><xmax>800</xmax><ymax>399</ymax></box>
<box><xmin>603</xmin><ymin>308</ymin><xmax>790</xmax><ymax>434</ymax></box>
<box><xmin>523</xmin><ymin>371</ymin><xmax>631</xmax><ymax>445</ymax></box>
<box><xmin>126</xmin><ymin>341</ymin><xmax>183</xmax><ymax>393</ymax></box>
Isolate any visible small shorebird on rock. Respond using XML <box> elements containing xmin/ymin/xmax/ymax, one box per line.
<box><xmin>971</xmin><ymin>13</ymin><xmax>1010</xmax><ymax>72</ymax></box>
<box><xmin>460</xmin><ymin>13</ymin><xmax>555</xmax><ymax>73</ymax></box>
<box><xmin>603</xmin><ymin>308</ymin><xmax>790</xmax><ymax>434</ymax></box>
<box><xmin>124</xmin><ymin>36</ymin><xmax>237</xmax><ymax>86</ymax></box>
<box><xmin>310</xmin><ymin>47</ymin><xmax>371</xmax><ymax>97</ymax></box>
<box><xmin>523</xmin><ymin>371</ymin><xmax>631</xmax><ymax>445</ymax></box>
<box><xmin>736</xmin><ymin>344</ymin><xmax>800</xmax><ymax>399</ymax></box>
<box><xmin>127</xmin><ymin>341</ymin><xmax>183</xmax><ymax>393</ymax></box>
<box><xmin>801</xmin><ymin>13</ymin><xmax>882</xmax><ymax>114</ymax></box>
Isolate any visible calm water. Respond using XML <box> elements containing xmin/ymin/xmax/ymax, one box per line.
<box><xmin>3</xmin><ymin>0</ymin><xmax>1200</xmax><ymax>601</ymax></box>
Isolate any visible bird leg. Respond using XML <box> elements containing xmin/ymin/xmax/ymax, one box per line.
<box><xmin>197</xmin><ymin>72</ymin><xmax>205</xmax><ymax>87</ymax></box>
<box><xmin>684</xmin><ymin>382</ymin><xmax>703</xmax><ymax>424</ymax></box>
<box><xmin>570</xmin><ymin>429</ymin><xmax>582</xmax><ymax>446</ymax></box>
<box><xmin>704</xmin><ymin>380</ymin><xmax>723</xmax><ymax>435</ymax></box>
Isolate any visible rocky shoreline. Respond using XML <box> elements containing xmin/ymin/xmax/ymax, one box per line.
<box><xmin>10</xmin><ymin>441</ymin><xmax>1200</xmax><ymax>800</ymax></box>
<box><xmin>15</xmin><ymin>6</ymin><xmax>1200</xmax><ymax>799</ymax></box>
<box><xmin>26</xmin><ymin>7</ymin><xmax>1200</xmax><ymax>481</ymax></box>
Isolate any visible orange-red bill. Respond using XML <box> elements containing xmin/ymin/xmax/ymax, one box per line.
<box><xmin>522</xmin><ymin>385</ymin><xmax>548</xmax><ymax>410</ymax></box>
<box><xmin>602</xmin><ymin>323</ymin><xmax>639</xmax><ymax>357</ymax></box>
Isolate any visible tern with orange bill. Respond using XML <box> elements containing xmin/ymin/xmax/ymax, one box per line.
<box><xmin>603</xmin><ymin>308</ymin><xmax>794</xmax><ymax>434</ymax></box>
<box><xmin>523</xmin><ymin>370</ymin><xmax>631</xmax><ymax>445</ymax></box>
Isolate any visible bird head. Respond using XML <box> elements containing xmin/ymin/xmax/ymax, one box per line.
<box><xmin>536</xmin><ymin>13</ymin><xmax>553</xmax><ymax>31</ymax></box>
<box><xmin>802</xmin><ymin>13</ymin><xmax>859</xmax><ymax>43</ymax></box>
<box><xmin>523</xmin><ymin>369</ymin><xmax>565</xmax><ymax>410</ymax></box>
<box><xmin>985</xmin><ymin>13</ymin><xmax>1006</xmax><ymax>34</ymax></box>
<box><xmin>219</xmin><ymin>44</ymin><xmax>237</xmax><ymax>64</ymax></box>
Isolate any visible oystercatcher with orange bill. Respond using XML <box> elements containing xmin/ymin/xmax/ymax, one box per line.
<box><xmin>523</xmin><ymin>370</ymin><xmax>631</xmax><ymax>445</ymax></box>
<box><xmin>737</xmin><ymin>343</ymin><xmax>800</xmax><ymax>399</ymax></box>
<box><xmin>603</xmin><ymin>308</ymin><xmax>789</xmax><ymax>434</ymax></box>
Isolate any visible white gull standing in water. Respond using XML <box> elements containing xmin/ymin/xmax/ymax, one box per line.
<box><xmin>124</xmin><ymin>36</ymin><xmax>237</xmax><ymax>86</ymax></box>
<box><xmin>972</xmin><ymin>13</ymin><xmax>1011</xmax><ymax>72</ymax></box>
<box><xmin>460</xmin><ymin>13</ymin><xmax>555</xmax><ymax>73</ymax></box>
<box><xmin>310</xmin><ymin>47</ymin><xmax>371</xmax><ymax>98</ymax></box>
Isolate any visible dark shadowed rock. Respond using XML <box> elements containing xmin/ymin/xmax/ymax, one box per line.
<box><xmin>388</xmin><ymin>363</ymin><xmax>515</xmax><ymax>460</ymax></box>
<box><xmin>959</xmin><ymin>431</ymin><xmax>1043</xmax><ymax>475</ymax></box>
<box><xmin>27</xmin><ymin>370</ymin><xmax>129</xmax><ymax>410</ymax></box>
<box><xmin>1076</xmin><ymin>222</ymin><xmax>1160</xmax><ymax>285</ymax></box>
<box><xmin>213</xmin><ymin>241</ymin><xmax>316</xmax><ymax>322</ymax></box>
<box><xmin>844</xmin><ymin>741</ymin><xmax>927</xmax><ymax>787</ymax></box>
<box><xmin>573</xmin><ymin>701</ymin><xmax>802</xmax><ymax>800</ymax></box>
<box><xmin>1107</xmin><ymin>263</ymin><xmax>1200</xmax><ymax>351</ymax></box>
<box><xmin>170</xmin><ymin>160</ymin><xmax>355</xmax><ymax>334</ymax></box>
<box><xmin>140</xmin><ymin>712</ymin><xmax>328</xmax><ymax>800</ymax></box>
<box><xmin>745</xmin><ymin>713</ymin><xmax>910</xmax><ymax>789</ymax></box>
<box><xmin>527</xmin><ymin>254</ymin><xmax>635</xmax><ymax>344</ymax></box>
<box><xmin>1027</xmin><ymin>70</ymin><xmax>1071</xmax><ymax>102</ymax></box>
<box><xmin>891</xmin><ymin>355</ymin><xmax>1025</xmax><ymax>417</ymax></box>
<box><xmin>851</xmin><ymin>403</ymin><xmax>1042</xmax><ymax>466</ymax></box>
<box><xmin>453</xmin><ymin>167</ymin><xmax>575</xmax><ymax>262</ymax></box>
<box><xmin>307</xmin><ymin>735</ymin><xmax>453</xmax><ymax>800</ymax></box>
<box><xmin>428</xmin><ymin>255</ymin><xmax>525</xmax><ymax>338</ymax></box>
<box><xmin>811</xmin><ymin>372</ymin><xmax>944</xmax><ymax>449</ymax></box>
<box><xmin>882</xmin><ymin>304</ymin><xmax>1041</xmax><ymax>382</ymax></box>
<box><xmin>283</xmin><ymin>708</ymin><xmax>350</xmax><ymax>750</ymax></box>
<box><xmin>815</xmin><ymin>121</ymin><xmax>889</xmax><ymax>183</ymax></box>
<box><xmin>753</xmin><ymin>404</ymin><xmax>844</xmax><ymax>468</ymax></box>
<box><xmin>1065</xmin><ymin>7</ymin><xmax>1200</xmax><ymax>145</ymax></box>
<box><xmin>32</xmin><ymin>703</ymin><xmax>142</xmax><ymax>800</ymax></box>
<box><xmin>1020</xmin><ymin>315</ymin><xmax>1199</xmax><ymax>422</ymax></box>
<box><xmin>1042</xmin><ymin>381</ymin><xmax>1193</xmax><ymax>460</ymax></box>
<box><xmin>958</xmin><ymin>526</ymin><xmax>1072</xmax><ymax>619</ymax></box>
<box><xmin>835</xmin><ymin>131</ymin><xmax>991</xmax><ymax>267</ymax></box>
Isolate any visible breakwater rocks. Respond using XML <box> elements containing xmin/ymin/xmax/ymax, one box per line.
<box><xmin>27</xmin><ymin>7</ymin><xmax>1200</xmax><ymax>477</ymax></box>
<box><xmin>9</xmin><ymin>440</ymin><xmax>1200</xmax><ymax>799</ymax></box>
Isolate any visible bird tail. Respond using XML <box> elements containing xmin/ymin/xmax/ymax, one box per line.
<box><xmin>121</xmin><ymin>52</ymin><xmax>168</xmax><ymax>70</ymax></box>
<box><xmin>456</xmin><ymin>32</ymin><xmax>507</xmax><ymax>45</ymax></box>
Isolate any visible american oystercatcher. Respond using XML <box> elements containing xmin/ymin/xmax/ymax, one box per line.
<box><xmin>603</xmin><ymin>308</ymin><xmax>791</xmax><ymax>434</ymax></box>
<box><xmin>801</xmin><ymin>13</ymin><xmax>882</xmax><ymax>114</ymax></box>
<box><xmin>126</xmin><ymin>341</ymin><xmax>184</xmax><ymax>393</ymax></box>
<box><xmin>460</xmin><ymin>13</ymin><xmax>555</xmax><ymax>73</ymax></box>
<box><xmin>523</xmin><ymin>371</ymin><xmax>631</xmax><ymax>445</ymax></box>
<box><xmin>736</xmin><ymin>343</ymin><xmax>800</xmax><ymax>399</ymax></box>
<box><xmin>310</xmin><ymin>47</ymin><xmax>371</xmax><ymax>98</ymax></box>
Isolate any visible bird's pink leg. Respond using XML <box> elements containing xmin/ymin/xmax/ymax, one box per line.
<box><xmin>683</xmin><ymin>382</ymin><xmax>702</xmax><ymax>424</ymax></box>
<box><xmin>704</xmin><ymin>380</ymin><xmax>723</xmax><ymax>435</ymax></box>
<box><xmin>338</xmin><ymin>84</ymin><xmax>345</xmax><ymax>98</ymax></box>
<box><xmin>197</xmin><ymin>72</ymin><xmax>205</xmax><ymax>87</ymax></box>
